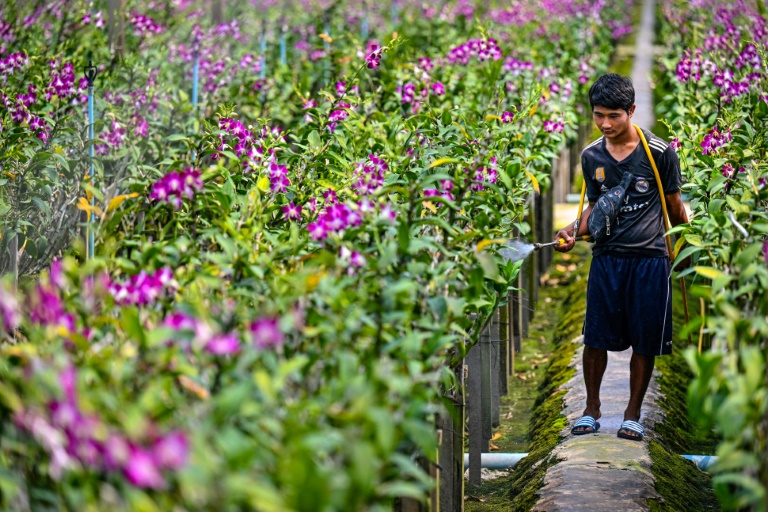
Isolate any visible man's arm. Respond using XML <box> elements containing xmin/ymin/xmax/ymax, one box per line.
<box><xmin>665</xmin><ymin>191</ymin><xmax>688</xmax><ymax>227</ymax></box>
<box><xmin>554</xmin><ymin>201</ymin><xmax>595</xmax><ymax>252</ymax></box>
<box><xmin>665</xmin><ymin>191</ymin><xmax>690</xmax><ymax>269</ymax></box>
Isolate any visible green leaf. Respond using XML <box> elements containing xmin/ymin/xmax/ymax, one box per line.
<box><xmin>378</xmin><ymin>481</ymin><xmax>426</xmax><ymax>499</ymax></box>
<box><xmin>32</xmin><ymin>197</ymin><xmax>51</xmax><ymax>216</ymax></box>
<box><xmin>725</xmin><ymin>195</ymin><xmax>749</xmax><ymax>214</ymax></box>
<box><xmin>477</xmin><ymin>252</ymin><xmax>502</xmax><ymax>282</ymax></box>
<box><xmin>683</xmin><ymin>234</ymin><xmax>703</xmax><ymax>246</ymax></box>
<box><xmin>397</xmin><ymin>221</ymin><xmax>410</xmax><ymax>255</ymax></box>
<box><xmin>694</xmin><ymin>266</ymin><xmax>728</xmax><ymax>281</ymax></box>
<box><xmin>496</xmin><ymin>166</ymin><xmax>513</xmax><ymax>190</ymax></box>
<box><xmin>707</xmin><ymin>199</ymin><xmax>724</xmax><ymax>214</ymax></box>
<box><xmin>427</xmin><ymin>296</ymin><xmax>447</xmax><ymax>318</ymax></box>
<box><xmin>734</xmin><ymin>242</ymin><xmax>763</xmax><ymax>268</ymax></box>
<box><xmin>121</xmin><ymin>307</ymin><xmax>147</xmax><ymax>347</ymax></box>
<box><xmin>126</xmin><ymin>489</ymin><xmax>161</xmax><ymax>512</ymax></box>
<box><xmin>307</xmin><ymin>130</ymin><xmax>321</xmax><ymax>149</ymax></box>
<box><xmin>675</xmin><ymin>245</ymin><xmax>706</xmax><ymax>262</ymax></box>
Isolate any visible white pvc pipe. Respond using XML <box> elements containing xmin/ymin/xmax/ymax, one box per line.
<box><xmin>682</xmin><ymin>455</ymin><xmax>718</xmax><ymax>472</ymax></box>
<box><xmin>463</xmin><ymin>453</ymin><xmax>718</xmax><ymax>472</ymax></box>
<box><xmin>463</xmin><ymin>453</ymin><xmax>528</xmax><ymax>470</ymax></box>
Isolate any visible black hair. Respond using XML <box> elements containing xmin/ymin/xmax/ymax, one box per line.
<box><xmin>588</xmin><ymin>74</ymin><xmax>635</xmax><ymax>113</ymax></box>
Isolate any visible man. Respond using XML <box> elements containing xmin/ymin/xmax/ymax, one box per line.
<box><xmin>554</xmin><ymin>73</ymin><xmax>688</xmax><ymax>441</ymax></box>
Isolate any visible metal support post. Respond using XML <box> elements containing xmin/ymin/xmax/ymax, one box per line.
<box><xmin>490</xmin><ymin>309</ymin><xmax>501</xmax><ymax>428</ymax></box>
<box><xmin>84</xmin><ymin>60</ymin><xmax>97</xmax><ymax>261</ymax></box>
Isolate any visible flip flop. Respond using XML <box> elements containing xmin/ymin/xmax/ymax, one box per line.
<box><xmin>617</xmin><ymin>420</ymin><xmax>644</xmax><ymax>441</ymax></box>
<box><xmin>571</xmin><ymin>415</ymin><xmax>600</xmax><ymax>435</ymax></box>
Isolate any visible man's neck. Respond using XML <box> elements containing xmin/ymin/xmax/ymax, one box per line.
<box><xmin>606</xmin><ymin>127</ymin><xmax>639</xmax><ymax>147</ymax></box>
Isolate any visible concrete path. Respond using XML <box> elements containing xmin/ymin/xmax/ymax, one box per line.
<box><xmin>631</xmin><ymin>0</ymin><xmax>656</xmax><ymax>131</ymax></box>
<box><xmin>533</xmin><ymin>341</ymin><xmax>664</xmax><ymax>511</ymax></box>
<box><xmin>533</xmin><ymin>1</ymin><xmax>664</xmax><ymax>510</ymax></box>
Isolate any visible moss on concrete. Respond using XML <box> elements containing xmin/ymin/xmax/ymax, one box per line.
<box><xmin>464</xmin><ymin>477</ymin><xmax>520</xmax><ymax>511</ymax></box>
<box><xmin>654</xmin><ymin>343</ymin><xmax>718</xmax><ymax>456</ymax></box>
<box><xmin>649</xmin><ymin>441</ymin><xmax>719</xmax><ymax>511</ymax></box>
<box><xmin>463</xmin><ymin>245</ymin><xmax>592</xmax><ymax>511</ymax></box>
<box><xmin>490</xmin><ymin>303</ymin><xmax>561</xmax><ymax>455</ymax></box>
<box><xmin>649</xmin><ymin>282</ymin><xmax>720</xmax><ymax>511</ymax></box>
<box><xmin>504</xmin><ymin>245</ymin><xmax>591</xmax><ymax>511</ymax></box>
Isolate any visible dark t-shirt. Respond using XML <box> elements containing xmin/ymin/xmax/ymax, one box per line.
<box><xmin>581</xmin><ymin>129</ymin><xmax>682</xmax><ymax>257</ymax></box>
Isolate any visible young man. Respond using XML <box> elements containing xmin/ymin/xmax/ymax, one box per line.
<box><xmin>553</xmin><ymin>73</ymin><xmax>688</xmax><ymax>441</ymax></box>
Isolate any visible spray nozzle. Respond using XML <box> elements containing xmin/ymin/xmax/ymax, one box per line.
<box><xmin>533</xmin><ymin>236</ymin><xmax>589</xmax><ymax>251</ymax></box>
<box><xmin>84</xmin><ymin>59</ymin><xmax>97</xmax><ymax>87</ymax></box>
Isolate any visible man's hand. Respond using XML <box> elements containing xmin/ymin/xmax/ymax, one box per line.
<box><xmin>665</xmin><ymin>191</ymin><xmax>691</xmax><ymax>272</ymax></box>
<box><xmin>671</xmin><ymin>249</ymin><xmax>692</xmax><ymax>272</ymax></box>
<box><xmin>553</xmin><ymin>226</ymin><xmax>575</xmax><ymax>252</ymax></box>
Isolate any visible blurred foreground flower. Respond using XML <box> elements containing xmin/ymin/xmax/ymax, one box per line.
<box><xmin>16</xmin><ymin>364</ymin><xmax>189</xmax><ymax>488</ymax></box>
<box><xmin>0</xmin><ymin>283</ymin><xmax>20</xmax><ymax>331</ymax></box>
<box><xmin>251</xmin><ymin>317</ymin><xmax>284</xmax><ymax>349</ymax></box>
<box><xmin>150</xmin><ymin>168</ymin><xmax>203</xmax><ymax>209</ymax></box>
<box><xmin>366</xmin><ymin>44</ymin><xmax>382</xmax><ymax>69</ymax></box>
<box><xmin>109</xmin><ymin>267</ymin><xmax>175</xmax><ymax>306</ymax></box>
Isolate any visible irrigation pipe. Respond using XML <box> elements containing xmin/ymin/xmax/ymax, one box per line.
<box><xmin>463</xmin><ymin>453</ymin><xmax>718</xmax><ymax>472</ymax></box>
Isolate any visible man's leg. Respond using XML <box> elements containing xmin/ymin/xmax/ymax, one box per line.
<box><xmin>573</xmin><ymin>345</ymin><xmax>608</xmax><ymax>432</ymax></box>
<box><xmin>619</xmin><ymin>351</ymin><xmax>656</xmax><ymax>439</ymax></box>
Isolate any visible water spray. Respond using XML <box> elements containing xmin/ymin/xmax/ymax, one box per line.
<box><xmin>499</xmin><ymin>237</ymin><xmax>589</xmax><ymax>263</ymax></box>
<box><xmin>500</xmin><ymin>191</ymin><xmax>590</xmax><ymax>263</ymax></box>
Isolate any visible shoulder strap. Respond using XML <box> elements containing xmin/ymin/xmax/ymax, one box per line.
<box><xmin>633</xmin><ymin>126</ymin><xmax>693</xmax><ymax>347</ymax></box>
<box><xmin>634</xmin><ymin>124</ymin><xmax>673</xmax><ymax>258</ymax></box>
<box><xmin>575</xmin><ymin>180</ymin><xmax>587</xmax><ymax>238</ymax></box>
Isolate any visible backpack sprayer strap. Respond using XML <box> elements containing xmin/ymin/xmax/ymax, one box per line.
<box><xmin>633</xmin><ymin>124</ymin><xmax>692</xmax><ymax>347</ymax></box>
<box><xmin>634</xmin><ymin>124</ymin><xmax>674</xmax><ymax>259</ymax></box>
<box><xmin>574</xmin><ymin>179</ymin><xmax>587</xmax><ymax>239</ymax></box>
<box><xmin>574</xmin><ymin>126</ymin><xmax>674</xmax><ymax>255</ymax></box>
<box><xmin>574</xmin><ymin>127</ymin><xmax>690</xmax><ymax>343</ymax></box>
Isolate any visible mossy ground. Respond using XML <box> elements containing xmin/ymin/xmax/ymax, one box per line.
<box><xmin>463</xmin><ymin>244</ymin><xmax>592</xmax><ymax>511</ymax></box>
<box><xmin>648</xmin><ymin>281</ymin><xmax>720</xmax><ymax>511</ymax></box>
<box><xmin>505</xmin><ymin>245</ymin><xmax>591</xmax><ymax>511</ymax></box>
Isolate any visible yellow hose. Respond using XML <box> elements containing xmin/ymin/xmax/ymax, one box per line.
<box><xmin>634</xmin><ymin>125</ymin><xmax>673</xmax><ymax>257</ymax></box>
<box><xmin>574</xmin><ymin>179</ymin><xmax>587</xmax><ymax>238</ymax></box>
<box><xmin>634</xmin><ymin>124</ymin><xmax>692</xmax><ymax>346</ymax></box>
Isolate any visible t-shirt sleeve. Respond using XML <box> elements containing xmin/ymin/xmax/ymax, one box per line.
<box><xmin>658</xmin><ymin>146</ymin><xmax>682</xmax><ymax>193</ymax></box>
<box><xmin>582</xmin><ymin>151</ymin><xmax>600</xmax><ymax>201</ymax></box>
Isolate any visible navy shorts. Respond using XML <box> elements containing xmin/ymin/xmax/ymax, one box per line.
<box><xmin>583</xmin><ymin>253</ymin><xmax>673</xmax><ymax>356</ymax></box>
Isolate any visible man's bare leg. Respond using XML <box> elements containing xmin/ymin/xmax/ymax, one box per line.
<box><xmin>573</xmin><ymin>345</ymin><xmax>607</xmax><ymax>432</ymax></box>
<box><xmin>619</xmin><ymin>351</ymin><xmax>656</xmax><ymax>439</ymax></box>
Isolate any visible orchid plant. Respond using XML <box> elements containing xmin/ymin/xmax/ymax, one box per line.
<box><xmin>0</xmin><ymin>0</ymin><xmax>633</xmax><ymax>509</ymax></box>
<box><xmin>656</xmin><ymin>0</ymin><xmax>768</xmax><ymax>508</ymax></box>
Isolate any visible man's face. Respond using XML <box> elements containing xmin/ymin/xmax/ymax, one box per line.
<box><xmin>592</xmin><ymin>105</ymin><xmax>635</xmax><ymax>140</ymax></box>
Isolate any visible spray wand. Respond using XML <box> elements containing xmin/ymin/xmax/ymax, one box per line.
<box><xmin>502</xmin><ymin>186</ymin><xmax>591</xmax><ymax>261</ymax></box>
<box><xmin>533</xmin><ymin>236</ymin><xmax>589</xmax><ymax>251</ymax></box>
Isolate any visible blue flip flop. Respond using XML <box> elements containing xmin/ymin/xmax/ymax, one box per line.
<box><xmin>617</xmin><ymin>420</ymin><xmax>644</xmax><ymax>441</ymax></box>
<box><xmin>571</xmin><ymin>415</ymin><xmax>600</xmax><ymax>435</ymax></box>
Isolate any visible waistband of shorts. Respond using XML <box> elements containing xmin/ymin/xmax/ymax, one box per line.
<box><xmin>593</xmin><ymin>249</ymin><xmax>669</xmax><ymax>260</ymax></box>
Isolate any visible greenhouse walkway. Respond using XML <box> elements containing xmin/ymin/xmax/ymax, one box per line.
<box><xmin>532</xmin><ymin>0</ymin><xmax>664</xmax><ymax>510</ymax></box>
